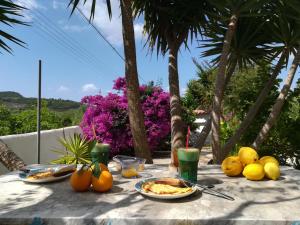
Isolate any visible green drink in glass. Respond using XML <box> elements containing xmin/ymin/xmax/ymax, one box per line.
<box><xmin>91</xmin><ymin>143</ymin><xmax>110</xmax><ymax>177</ymax></box>
<box><xmin>178</xmin><ymin>148</ymin><xmax>200</xmax><ymax>183</ymax></box>
<box><xmin>91</xmin><ymin>143</ymin><xmax>110</xmax><ymax>166</ymax></box>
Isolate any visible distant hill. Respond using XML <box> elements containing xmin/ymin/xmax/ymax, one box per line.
<box><xmin>0</xmin><ymin>91</ymin><xmax>81</xmax><ymax>111</ymax></box>
<box><xmin>0</xmin><ymin>91</ymin><xmax>23</xmax><ymax>99</ymax></box>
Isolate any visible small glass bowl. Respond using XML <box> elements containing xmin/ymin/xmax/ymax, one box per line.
<box><xmin>113</xmin><ymin>155</ymin><xmax>146</xmax><ymax>174</ymax></box>
<box><xmin>120</xmin><ymin>159</ymin><xmax>139</xmax><ymax>178</ymax></box>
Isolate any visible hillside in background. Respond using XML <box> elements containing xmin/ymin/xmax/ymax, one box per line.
<box><xmin>0</xmin><ymin>91</ymin><xmax>84</xmax><ymax>136</ymax></box>
<box><xmin>0</xmin><ymin>91</ymin><xmax>81</xmax><ymax>111</ymax></box>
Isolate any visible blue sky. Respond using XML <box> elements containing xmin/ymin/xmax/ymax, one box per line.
<box><xmin>0</xmin><ymin>0</ymin><xmax>201</xmax><ymax>101</ymax></box>
<box><xmin>0</xmin><ymin>0</ymin><xmax>298</xmax><ymax>102</ymax></box>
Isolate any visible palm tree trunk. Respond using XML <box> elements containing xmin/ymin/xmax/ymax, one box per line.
<box><xmin>222</xmin><ymin>49</ymin><xmax>288</xmax><ymax>155</ymax></box>
<box><xmin>0</xmin><ymin>140</ymin><xmax>26</xmax><ymax>171</ymax></box>
<box><xmin>224</xmin><ymin>56</ymin><xmax>237</xmax><ymax>94</ymax></box>
<box><xmin>252</xmin><ymin>48</ymin><xmax>300</xmax><ymax>149</ymax></box>
<box><xmin>169</xmin><ymin>43</ymin><xmax>185</xmax><ymax>167</ymax></box>
<box><xmin>120</xmin><ymin>0</ymin><xmax>152</xmax><ymax>163</ymax></box>
<box><xmin>211</xmin><ymin>14</ymin><xmax>238</xmax><ymax>164</ymax></box>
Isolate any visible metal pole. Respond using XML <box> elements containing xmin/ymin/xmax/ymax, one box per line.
<box><xmin>37</xmin><ymin>60</ymin><xmax>42</xmax><ymax>164</ymax></box>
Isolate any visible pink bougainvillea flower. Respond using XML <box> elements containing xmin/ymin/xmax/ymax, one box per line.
<box><xmin>80</xmin><ymin>77</ymin><xmax>170</xmax><ymax>156</ymax></box>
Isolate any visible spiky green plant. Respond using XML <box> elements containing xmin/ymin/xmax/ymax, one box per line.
<box><xmin>51</xmin><ymin>133</ymin><xmax>95</xmax><ymax>165</ymax></box>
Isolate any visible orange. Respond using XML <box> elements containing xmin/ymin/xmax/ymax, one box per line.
<box><xmin>70</xmin><ymin>168</ymin><xmax>92</xmax><ymax>192</ymax></box>
<box><xmin>92</xmin><ymin>171</ymin><xmax>113</xmax><ymax>192</ymax></box>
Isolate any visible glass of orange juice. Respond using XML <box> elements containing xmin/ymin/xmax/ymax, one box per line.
<box><xmin>121</xmin><ymin>159</ymin><xmax>139</xmax><ymax>178</ymax></box>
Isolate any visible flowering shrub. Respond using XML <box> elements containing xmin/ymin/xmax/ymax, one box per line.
<box><xmin>80</xmin><ymin>77</ymin><xmax>170</xmax><ymax>156</ymax></box>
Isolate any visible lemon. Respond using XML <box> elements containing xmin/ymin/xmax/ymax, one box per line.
<box><xmin>238</xmin><ymin>147</ymin><xmax>259</xmax><ymax>166</ymax></box>
<box><xmin>221</xmin><ymin>156</ymin><xmax>243</xmax><ymax>176</ymax></box>
<box><xmin>259</xmin><ymin>156</ymin><xmax>279</xmax><ymax>167</ymax></box>
<box><xmin>243</xmin><ymin>163</ymin><xmax>265</xmax><ymax>181</ymax></box>
<box><xmin>264</xmin><ymin>162</ymin><xmax>280</xmax><ymax>180</ymax></box>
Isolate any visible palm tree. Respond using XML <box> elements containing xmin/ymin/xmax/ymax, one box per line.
<box><xmin>0</xmin><ymin>0</ymin><xmax>27</xmax><ymax>53</ymax></box>
<box><xmin>202</xmin><ymin>0</ymin><xmax>273</xmax><ymax>163</ymax></box>
<box><xmin>200</xmin><ymin>7</ymin><xmax>272</xmax><ymax>162</ymax></box>
<box><xmin>210</xmin><ymin>15</ymin><xmax>237</xmax><ymax>163</ymax></box>
<box><xmin>222</xmin><ymin>1</ymin><xmax>300</xmax><ymax>156</ymax></box>
<box><xmin>133</xmin><ymin>0</ymin><xmax>209</xmax><ymax>167</ymax></box>
<box><xmin>251</xmin><ymin>1</ymin><xmax>300</xmax><ymax>149</ymax></box>
<box><xmin>253</xmin><ymin>46</ymin><xmax>300</xmax><ymax>148</ymax></box>
<box><xmin>0</xmin><ymin>0</ymin><xmax>27</xmax><ymax>171</ymax></box>
<box><xmin>69</xmin><ymin>0</ymin><xmax>153</xmax><ymax>162</ymax></box>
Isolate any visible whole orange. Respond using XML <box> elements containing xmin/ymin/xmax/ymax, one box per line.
<box><xmin>70</xmin><ymin>168</ymin><xmax>92</xmax><ymax>192</ymax></box>
<box><xmin>92</xmin><ymin>171</ymin><xmax>113</xmax><ymax>192</ymax></box>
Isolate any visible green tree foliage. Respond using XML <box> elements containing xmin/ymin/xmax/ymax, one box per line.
<box><xmin>0</xmin><ymin>101</ymin><xmax>84</xmax><ymax>136</ymax></box>
<box><xmin>259</xmin><ymin>80</ymin><xmax>300</xmax><ymax>168</ymax></box>
<box><xmin>181</xmin><ymin>61</ymin><xmax>215</xmax><ymax>131</ymax></box>
<box><xmin>225</xmin><ymin>64</ymin><xmax>279</xmax><ymax>145</ymax></box>
<box><xmin>13</xmin><ymin>106</ymin><xmax>62</xmax><ymax>134</ymax></box>
<box><xmin>184</xmin><ymin>64</ymin><xmax>300</xmax><ymax>167</ymax></box>
<box><xmin>184</xmin><ymin>63</ymin><xmax>279</xmax><ymax>137</ymax></box>
<box><xmin>0</xmin><ymin>104</ymin><xmax>14</xmax><ymax>135</ymax></box>
<box><xmin>182</xmin><ymin>61</ymin><xmax>215</xmax><ymax>112</ymax></box>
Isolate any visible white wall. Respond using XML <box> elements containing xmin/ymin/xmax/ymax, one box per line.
<box><xmin>0</xmin><ymin>126</ymin><xmax>81</xmax><ymax>175</ymax></box>
<box><xmin>194</xmin><ymin>115</ymin><xmax>211</xmax><ymax>145</ymax></box>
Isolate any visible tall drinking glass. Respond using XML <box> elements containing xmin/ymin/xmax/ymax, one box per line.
<box><xmin>91</xmin><ymin>143</ymin><xmax>110</xmax><ymax>166</ymax></box>
<box><xmin>178</xmin><ymin>148</ymin><xmax>200</xmax><ymax>183</ymax></box>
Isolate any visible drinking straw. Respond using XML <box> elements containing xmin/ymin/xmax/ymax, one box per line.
<box><xmin>186</xmin><ymin>126</ymin><xmax>190</xmax><ymax>150</ymax></box>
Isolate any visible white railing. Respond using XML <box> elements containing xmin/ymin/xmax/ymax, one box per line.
<box><xmin>0</xmin><ymin>126</ymin><xmax>81</xmax><ymax>175</ymax></box>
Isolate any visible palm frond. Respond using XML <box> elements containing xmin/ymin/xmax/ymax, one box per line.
<box><xmin>68</xmin><ymin>0</ymin><xmax>112</xmax><ymax>21</ymax></box>
<box><xmin>0</xmin><ymin>0</ymin><xmax>27</xmax><ymax>53</ymax></box>
<box><xmin>200</xmin><ymin>15</ymin><xmax>276</xmax><ymax>69</ymax></box>
<box><xmin>133</xmin><ymin>0</ymin><xmax>210</xmax><ymax>56</ymax></box>
<box><xmin>262</xmin><ymin>1</ymin><xmax>300</xmax><ymax>65</ymax></box>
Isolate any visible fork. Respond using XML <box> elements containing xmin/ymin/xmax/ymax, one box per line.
<box><xmin>181</xmin><ymin>179</ymin><xmax>235</xmax><ymax>201</ymax></box>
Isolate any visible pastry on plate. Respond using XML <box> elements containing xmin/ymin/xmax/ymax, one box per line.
<box><xmin>27</xmin><ymin>171</ymin><xmax>54</xmax><ymax>180</ymax></box>
<box><xmin>142</xmin><ymin>178</ymin><xmax>192</xmax><ymax>195</ymax></box>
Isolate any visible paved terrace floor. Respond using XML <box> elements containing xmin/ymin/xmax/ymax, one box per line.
<box><xmin>0</xmin><ymin>161</ymin><xmax>300</xmax><ymax>225</ymax></box>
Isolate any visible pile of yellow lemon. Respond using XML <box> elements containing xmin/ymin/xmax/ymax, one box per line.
<box><xmin>221</xmin><ymin>147</ymin><xmax>280</xmax><ymax>181</ymax></box>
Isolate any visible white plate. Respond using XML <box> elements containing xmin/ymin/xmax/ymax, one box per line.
<box><xmin>135</xmin><ymin>178</ymin><xmax>198</xmax><ymax>199</ymax></box>
<box><xmin>19</xmin><ymin>164</ymin><xmax>75</xmax><ymax>183</ymax></box>
<box><xmin>20</xmin><ymin>173</ymin><xmax>72</xmax><ymax>183</ymax></box>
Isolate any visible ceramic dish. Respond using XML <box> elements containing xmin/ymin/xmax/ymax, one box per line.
<box><xmin>20</xmin><ymin>172</ymin><xmax>72</xmax><ymax>183</ymax></box>
<box><xmin>135</xmin><ymin>177</ymin><xmax>198</xmax><ymax>199</ymax></box>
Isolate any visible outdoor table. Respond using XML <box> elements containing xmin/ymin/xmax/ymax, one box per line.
<box><xmin>0</xmin><ymin>164</ymin><xmax>300</xmax><ymax>225</ymax></box>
